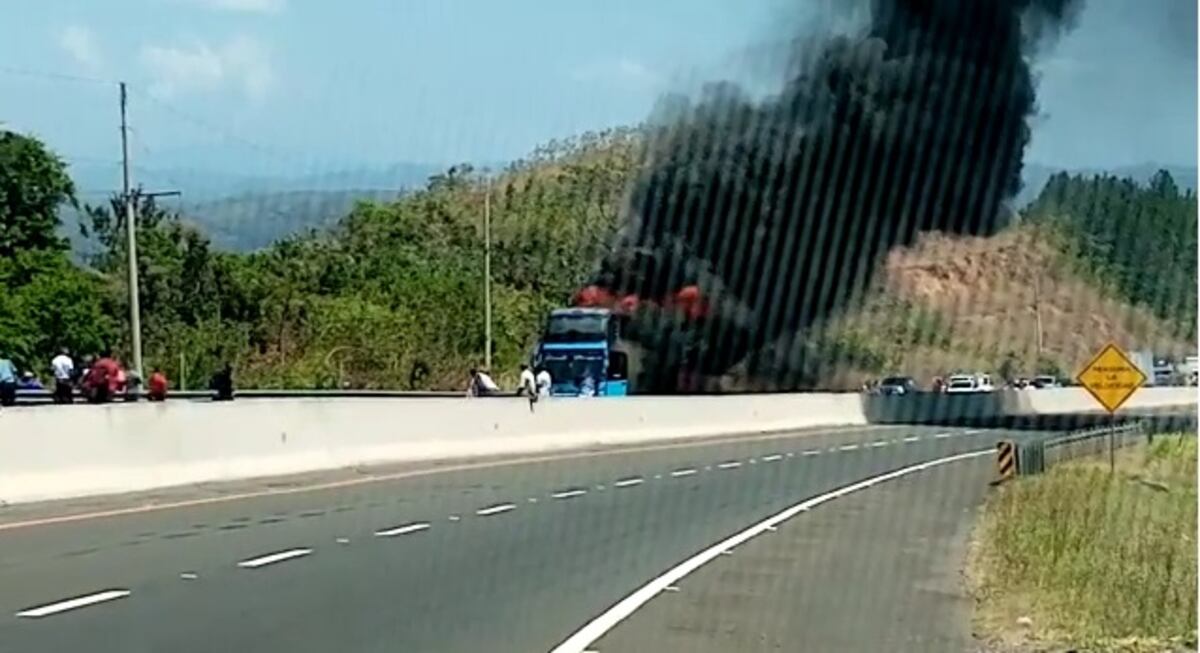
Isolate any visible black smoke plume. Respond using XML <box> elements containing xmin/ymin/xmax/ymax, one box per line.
<box><xmin>589</xmin><ymin>0</ymin><xmax>1083</xmax><ymax>391</ymax></box>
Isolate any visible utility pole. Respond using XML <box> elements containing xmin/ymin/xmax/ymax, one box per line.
<box><xmin>120</xmin><ymin>82</ymin><xmax>144</xmax><ymax>381</ymax></box>
<box><xmin>1033</xmin><ymin>272</ymin><xmax>1044</xmax><ymax>356</ymax></box>
<box><xmin>484</xmin><ymin>174</ymin><xmax>493</xmax><ymax>371</ymax></box>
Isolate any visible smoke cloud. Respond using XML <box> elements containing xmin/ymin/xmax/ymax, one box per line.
<box><xmin>586</xmin><ymin>0</ymin><xmax>1083</xmax><ymax>391</ymax></box>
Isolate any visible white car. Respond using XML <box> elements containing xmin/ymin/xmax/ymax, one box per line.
<box><xmin>1031</xmin><ymin>375</ymin><xmax>1061</xmax><ymax>389</ymax></box>
<box><xmin>945</xmin><ymin>373</ymin><xmax>994</xmax><ymax>394</ymax></box>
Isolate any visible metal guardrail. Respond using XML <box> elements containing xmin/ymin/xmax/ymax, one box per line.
<box><xmin>1004</xmin><ymin>413</ymin><xmax>1197</xmax><ymax>479</ymax></box>
<box><xmin>8</xmin><ymin>388</ymin><xmax>464</xmax><ymax>405</ymax></box>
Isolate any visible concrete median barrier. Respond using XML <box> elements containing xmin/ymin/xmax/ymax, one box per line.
<box><xmin>0</xmin><ymin>393</ymin><xmax>867</xmax><ymax>504</ymax></box>
<box><xmin>0</xmin><ymin>388</ymin><xmax>1192</xmax><ymax>505</ymax></box>
<box><xmin>862</xmin><ymin>387</ymin><xmax>1197</xmax><ymax>427</ymax></box>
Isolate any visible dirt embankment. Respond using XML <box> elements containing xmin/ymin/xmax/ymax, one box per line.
<box><xmin>885</xmin><ymin>224</ymin><xmax>1188</xmax><ymax>370</ymax></box>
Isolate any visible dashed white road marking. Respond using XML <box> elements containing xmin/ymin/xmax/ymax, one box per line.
<box><xmin>870</xmin><ymin>440</ymin><xmax>890</xmax><ymax>448</ymax></box>
<box><xmin>903</xmin><ymin>436</ymin><xmax>922</xmax><ymax>443</ymax></box>
<box><xmin>653</xmin><ymin>474</ymin><xmax>663</xmax><ymax>479</ymax></box>
<box><xmin>670</xmin><ymin>468</ymin><xmax>697</xmax><ymax>478</ymax></box>
<box><xmin>839</xmin><ymin>444</ymin><xmax>860</xmax><ymax>451</ymax></box>
<box><xmin>614</xmin><ymin>477</ymin><xmax>644</xmax><ymax>488</ymax></box>
<box><xmin>448</xmin><ymin>515</ymin><xmax>462</xmax><ymax>522</ymax></box>
<box><xmin>528</xmin><ymin>497</ymin><xmax>540</xmax><ymax>503</ymax></box>
<box><xmin>801</xmin><ymin>449</ymin><xmax>820</xmax><ymax>456</ymax></box>
<box><xmin>762</xmin><ymin>454</ymin><xmax>784</xmax><ymax>462</ymax></box>
<box><xmin>179</xmin><ymin>572</ymin><xmax>199</xmax><ymax>581</ymax></box>
<box><xmin>237</xmin><ymin>548</ymin><xmax>313</xmax><ymax>569</ymax></box>
<box><xmin>934</xmin><ymin>432</ymin><xmax>954</xmax><ymax>439</ymax></box>
<box><xmin>552</xmin><ymin>489</ymin><xmax>588</xmax><ymax>500</ymax></box>
<box><xmin>374</xmin><ymin>522</ymin><xmax>431</xmax><ymax>538</ymax></box>
<box><xmin>717</xmin><ymin>461</ymin><xmax>742</xmax><ymax>470</ymax></box>
<box><xmin>15</xmin><ymin>590</ymin><xmax>132</xmax><ymax>618</ymax></box>
<box><xmin>548</xmin><ymin>448</ymin><xmax>992</xmax><ymax>653</ymax></box>
<box><xmin>476</xmin><ymin>503</ymin><xmax>516</xmax><ymax>516</ymax></box>
<box><xmin>786</xmin><ymin>452</ymin><xmax>795</xmax><ymax>457</ymax></box>
<box><xmin>335</xmin><ymin>537</ymin><xmax>351</xmax><ymax>545</ymax></box>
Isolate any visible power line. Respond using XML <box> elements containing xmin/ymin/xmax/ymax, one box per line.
<box><xmin>131</xmin><ymin>89</ymin><xmax>297</xmax><ymax>162</ymax></box>
<box><xmin>0</xmin><ymin>65</ymin><xmax>115</xmax><ymax>86</ymax></box>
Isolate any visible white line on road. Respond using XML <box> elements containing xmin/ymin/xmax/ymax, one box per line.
<box><xmin>934</xmin><ymin>432</ymin><xmax>954</xmax><ymax>439</ymax></box>
<box><xmin>548</xmin><ymin>448</ymin><xmax>992</xmax><ymax>653</ymax></box>
<box><xmin>614</xmin><ymin>477</ymin><xmax>644</xmax><ymax>488</ymax></box>
<box><xmin>374</xmin><ymin>522</ymin><xmax>431</xmax><ymax>538</ymax></box>
<box><xmin>802</xmin><ymin>449</ymin><xmax>820</xmax><ymax>456</ymax></box>
<box><xmin>237</xmin><ymin>548</ymin><xmax>313</xmax><ymax>569</ymax></box>
<box><xmin>839</xmin><ymin>444</ymin><xmax>860</xmax><ymax>451</ymax></box>
<box><xmin>16</xmin><ymin>590</ymin><xmax>132</xmax><ymax>618</ymax></box>
<box><xmin>552</xmin><ymin>489</ymin><xmax>588</xmax><ymax>500</ymax></box>
<box><xmin>716</xmin><ymin>461</ymin><xmax>742</xmax><ymax>470</ymax></box>
<box><xmin>870</xmin><ymin>441</ymin><xmax>890</xmax><ymax>448</ymax></box>
<box><xmin>762</xmin><ymin>454</ymin><xmax>784</xmax><ymax>462</ymax></box>
<box><xmin>476</xmin><ymin>503</ymin><xmax>516</xmax><ymax>516</ymax></box>
<box><xmin>670</xmin><ymin>468</ymin><xmax>697</xmax><ymax>478</ymax></box>
<box><xmin>903</xmin><ymin>436</ymin><xmax>922</xmax><ymax>443</ymax></box>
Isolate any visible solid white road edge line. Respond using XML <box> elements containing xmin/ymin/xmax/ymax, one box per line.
<box><xmin>237</xmin><ymin>548</ymin><xmax>313</xmax><ymax>569</ymax></box>
<box><xmin>374</xmin><ymin>522</ymin><xmax>431</xmax><ymax>537</ymax></box>
<box><xmin>548</xmin><ymin>448</ymin><xmax>992</xmax><ymax>653</ymax></box>
<box><xmin>476</xmin><ymin>503</ymin><xmax>517</xmax><ymax>516</ymax></box>
<box><xmin>15</xmin><ymin>590</ymin><xmax>132</xmax><ymax>618</ymax></box>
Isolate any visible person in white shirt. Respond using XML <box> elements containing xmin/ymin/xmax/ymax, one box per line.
<box><xmin>50</xmin><ymin>348</ymin><xmax>74</xmax><ymax>404</ymax></box>
<box><xmin>518</xmin><ymin>364</ymin><xmax>537</xmax><ymax>397</ymax></box>
<box><xmin>535</xmin><ymin>366</ymin><xmax>552</xmax><ymax>397</ymax></box>
<box><xmin>467</xmin><ymin>368</ymin><xmax>500</xmax><ymax>397</ymax></box>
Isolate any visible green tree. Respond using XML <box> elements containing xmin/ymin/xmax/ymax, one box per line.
<box><xmin>0</xmin><ymin>131</ymin><xmax>74</xmax><ymax>256</ymax></box>
<box><xmin>1025</xmin><ymin>170</ymin><xmax>1198</xmax><ymax>339</ymax></box>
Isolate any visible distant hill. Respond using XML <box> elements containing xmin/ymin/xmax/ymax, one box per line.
<box><xmin>178</xmin><ymin>189</ymin><xmax>407</xmax><ymax>250</ymax></box>
<box><xmin>61</xmin><ymin>160</ymin><xmax>443</xmax><ymax>253</ymax></box>
<box><xmin>61</xmin><ymin>158</ymin><xmax>1194</xmax><ymax>254</ymax></box>
<box><xmin>1019</xmin><ymin>162</ymin><xmax>1197</xmax><ymax>206</ymax></box>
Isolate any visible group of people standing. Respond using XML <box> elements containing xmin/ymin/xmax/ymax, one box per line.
<box><xmin>0</xmin><ymin>349</ymin><xmax>189</xmax><ymax>406</ymax></box>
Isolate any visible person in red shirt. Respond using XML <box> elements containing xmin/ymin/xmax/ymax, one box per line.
<box><xmin>84</xmin><ymin>352</ymin><xmax>122</xmax><ymax>404</ymax></box>
<box><xmin>148</xmin><ymin>368</ymin><xmax>169</xmax><ymax>401</ymax></box>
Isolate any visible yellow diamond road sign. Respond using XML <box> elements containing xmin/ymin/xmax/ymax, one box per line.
<box><xmin>1076</xmin><ymin>343</ymin><xmax>1147</xmax><ymax>413</ymax></box>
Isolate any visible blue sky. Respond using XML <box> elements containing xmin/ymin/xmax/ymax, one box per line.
<box><xmin>0</xmin><ymin>0</ymin><xmax>1195</xmax><ymax>192</ymax></box>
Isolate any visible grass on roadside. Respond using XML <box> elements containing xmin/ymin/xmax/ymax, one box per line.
<box><xmin>970</xmin><ymin>434</ymin><xmax>1197</xmax><ymax>652</ymax></box>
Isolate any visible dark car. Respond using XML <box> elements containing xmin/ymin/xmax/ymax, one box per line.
<box><xmin>878</xmin><ymin>376</ymin><xmax>918</xmax><ymax>396</ymax></box>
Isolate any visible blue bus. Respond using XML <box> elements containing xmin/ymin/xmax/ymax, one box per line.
<box><xmin>533</xmin><ymin>308</ymin><xmax>633</xmax><ymax>396</ymax></box>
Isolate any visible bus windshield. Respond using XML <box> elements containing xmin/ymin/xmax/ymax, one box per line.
<box><xmin>540</xmin><ymin>352</ymin><xmax>605</xmax><ymax>386</ymax></box>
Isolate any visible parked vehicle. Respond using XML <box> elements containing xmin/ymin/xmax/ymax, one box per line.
<box><xmin>1030</xmin><ymin>375</ymin><xmax>1061</xmax><ymax>389</ymax></box>
<box><xmin>877</xmin><ymin>376</ymin><xmax>918</xmax><ymax>396</ymax></box>
<box><xmin>945</xmin><ymin>373</ymin><xmax>994</xmax><ymax>394</ymax></box>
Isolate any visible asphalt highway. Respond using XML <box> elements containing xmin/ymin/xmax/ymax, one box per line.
<box><xmin>0</xmin><ymin>423</ymin><xmax>1042</xmax><ymax>653</ymax></box>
